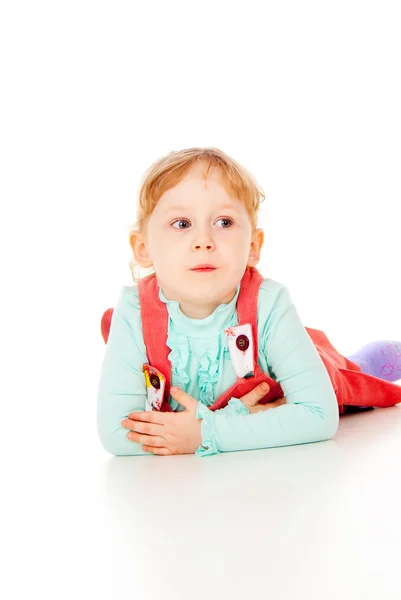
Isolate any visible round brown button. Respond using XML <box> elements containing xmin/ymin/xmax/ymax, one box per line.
<box><xmin>236</xmin><ymin>334</ymin><xmax>249</xmax><ymax>351</ymax></box>
<box><xmin>150</xmin><ymin>374</ymin><xmax>160</xmax><ymax>389</ymax></box>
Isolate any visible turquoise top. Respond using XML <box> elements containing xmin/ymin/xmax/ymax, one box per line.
<box><xmin>97</xmin><ymin>277</ymin><xmax>339</xmax><ymax>457</ymax></box>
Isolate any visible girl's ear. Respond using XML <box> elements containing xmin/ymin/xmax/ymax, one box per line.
<box><xmin>247</xmin><ymin>228</ymin><xmax>264</xmax><ymax>266</ymax></box>
<box><xmin>130</xmin><ymin>230</ymin><xmax>153</xmax><ymax>268</ymax></box>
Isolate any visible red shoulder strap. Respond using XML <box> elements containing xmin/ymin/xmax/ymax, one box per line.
<box><xmin>138</xmin><ymin>273</ymin><xmax>173</xmax><ymax>412</ymax></box>
<box><xmin>236</xmin><ymin>266</ymin><xmax>264</xmax><ymax>366</ymax></box>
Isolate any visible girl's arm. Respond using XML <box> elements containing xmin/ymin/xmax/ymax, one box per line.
<box><xmin>194</xmin><ymin>282</ymin><xmax>340</xmax><ymax>456</ymax></box>
<box><xmin>97</xmin><ymin>286</ymin><xmax>150</xmax><ymax>456</ymax></box>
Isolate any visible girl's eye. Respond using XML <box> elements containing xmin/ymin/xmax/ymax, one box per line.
<box><xmin>171</xmin><ymin>218</ymin><xmax>234</xmax><ymax>229</ymax></box>
<box><xmin>216</xmin><ymin>218</ymin><xmax>234</xmax><ymax>228</ymax></box>
<box><xmin>171</xmin><ymin>219</ymin><xmax>191</xmax><ymax>229</ymax></box>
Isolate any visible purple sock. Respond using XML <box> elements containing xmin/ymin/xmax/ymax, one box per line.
<box><xmin>347</xmin><ymin>340</ymin><xmax>401</xmax><ymax>383</ymax></box>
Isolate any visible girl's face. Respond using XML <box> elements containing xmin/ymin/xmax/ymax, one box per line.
<box><xmin>132</xmin><ymin>161</ymin><xmax>264</xmax><ymax>319</ymax></box>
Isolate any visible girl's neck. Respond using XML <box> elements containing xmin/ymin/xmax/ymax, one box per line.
<box><xmin>161</xmin><ymin>286</ymin><xmax>238</xmax><ymax>320</ymax></box>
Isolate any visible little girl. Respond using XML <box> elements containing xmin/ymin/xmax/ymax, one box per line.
<box><xmin>97</xmin><ymin>147</ymin><xmax>401</xmax><ymax>457</ymax></box>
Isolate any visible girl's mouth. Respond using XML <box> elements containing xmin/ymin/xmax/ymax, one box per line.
<box><xmin>191</xmin><ymin>268</ymin><xmax>217</xmax><ymax>272</ymax></box>
<box><xmin>191</xmin><ymin>263</ymin><xmax>217</xmax><ymax>272</ymax></box>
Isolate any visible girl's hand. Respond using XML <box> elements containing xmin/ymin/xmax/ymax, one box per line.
<box><xmin>239</xmin><ymin>382</ymin><xmax>287</xmax><ymax>414</ymax></box>
<box><xmin>121</xmin><ymin>387</ymin><xmax>202</xmax><ymax>456</ymax></box>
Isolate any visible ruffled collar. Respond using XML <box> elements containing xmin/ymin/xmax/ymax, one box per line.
<box><xmin>158</xmin><ymin>281</ymin><xmax>240</xmax><ymax>338</ymax></box>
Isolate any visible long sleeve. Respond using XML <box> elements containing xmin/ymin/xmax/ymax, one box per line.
<box><xmin>97</xmin><ymin>287</ymin><xmax>150</xmax><ymax>456</ymax></box>
<box><xmin>195</xmin><ymin>284</ymin><xmax>340</xmax><ymax>456</ymax></box>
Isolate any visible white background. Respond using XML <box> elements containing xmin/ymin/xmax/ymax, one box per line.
<box><xmin>1</xmin><ymin>1</ymin><xmax>400</xmax><ymax>598</ymax></box>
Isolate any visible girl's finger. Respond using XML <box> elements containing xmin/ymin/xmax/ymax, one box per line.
<box><xmin>127</xmin><ymin>431</ymin><xmax>166</xmax><ymax>447</ymax></box>
<box><xmin>258</xmin><ymin>397</ymin><xmax>287</xmax><ymax>411</ymax></box>
<box><xmin>127</xmin><ymin>410</ymin><xmax>171</xmax><ymax>424</ymax></box>
<box><xmin>268</xmin><ymin>397</ymin><xmax>287</xmax><ymax>408</ymax></box>
<box><xmin>142</xmin><ymin>445</ymin><xmax>173</xmax><ymax>455</ymax></box>
<box><xmin>122</xmin><ymin>419</ymin><xmax>164</xmax><ymax>437</ymax></box>
<box><xmin>243</xmin><ymin>393</ymin><xmax>287</xmax><ymax>414</ymax></box>
<box><xmin>240</xmin><ymin>382</ymin><xmax>270</xmax><ymax>406</ymax></box>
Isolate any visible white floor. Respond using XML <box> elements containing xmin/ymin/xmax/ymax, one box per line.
<box><xmin>7</xmin><ymin>398</ymin><xmax>401</xmax><ymax>600</ymax></box>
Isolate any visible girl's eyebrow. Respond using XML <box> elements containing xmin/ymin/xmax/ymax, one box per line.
<box><xmin>165</xmin><ymin>203</ymin><xmax>241</xmax><ymax>213</ymax></box>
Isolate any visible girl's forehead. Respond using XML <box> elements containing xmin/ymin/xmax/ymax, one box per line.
<box><xmin>158</xmin><ymin>186</ymin><xmax>242</xmax><ymax>214</ymax></box>
<box><xmin>160</xmin><ymin>168</ymin><xmax>235</xmax><ymax>203</ymax></box>
<box><xmin>178</xmin><ymin>162</ymin><xmax>230</xmax><ymax>187</ymax></box>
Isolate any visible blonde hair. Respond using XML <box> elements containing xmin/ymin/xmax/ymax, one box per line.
<box><xmin>127</xmin><ymin>147</ymin><xmax>265</xmax><ymax>282</ymax></box>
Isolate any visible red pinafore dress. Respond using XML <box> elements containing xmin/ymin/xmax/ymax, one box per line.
<box><xmin>101</xmin><ymin>266</ymin><xmax>401</xmax><ymax>415</ymax></box>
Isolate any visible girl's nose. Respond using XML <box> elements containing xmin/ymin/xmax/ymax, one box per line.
<box><xmin>192</xmin><ymin>242</ymin><xmax>214</xmax><ymax>250</ymax></box>
<box><xmin>191</xmin><ymin>234</ymin><xmax>215</xmax><ymax>251</ymax></box>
